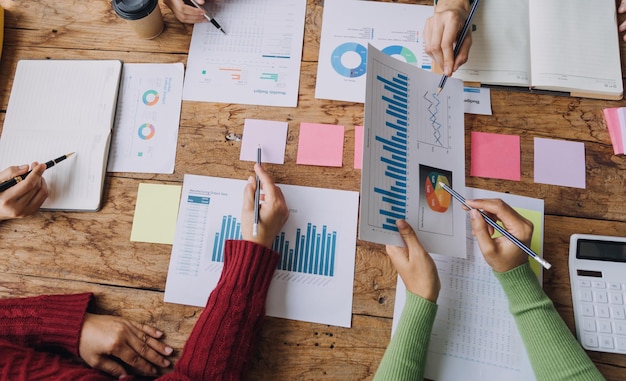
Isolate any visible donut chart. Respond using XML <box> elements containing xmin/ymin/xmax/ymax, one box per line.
<box><xmin>425</xmin><ymin>172</ymin><xmax>451</xmax><ymax>213</ymax></box>
<box><xmin>382</xmin><ymin>45</ymin><xmax>418</xmax><ymax>65</ymax></box>
<box><xmin>142</xmin><ymin>89</ymin><xmax>159</xmax><ymax>106</ymax></box>
<box><xmin>331</xmin><ymin>42</ymin><xmax>368</xmax><ymax>78</ymax></box>
<box><xmin>138</xmin><ymin>123</ymin><xmax>156</xmax><ymax>140</ymax></box>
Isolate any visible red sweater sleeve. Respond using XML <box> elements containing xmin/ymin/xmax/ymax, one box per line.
<box><xmin>0</xmin><ymin>293</ymin><xmax>92</xmax><ymax>356</ymax></box>
<box><xmin>160</xmin><ymin>240</ymin><xmax>279</xmax><ymax>381</ymax></box>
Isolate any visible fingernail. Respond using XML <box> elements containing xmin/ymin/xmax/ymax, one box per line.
<box><xmin>444</xmin><ymin>66</ymin><xmax>451</xmax><ymax>75</ymax></box>
<box><xmin>163</xmin><ymin>359</ymin><xmax>171</xmax><ymax>367</ymax></box>
<box><xmin>248</xmin><ymin>176</ymin><xmax>254</xmax><ymax>184</ymax></box>
<box><xmin>18</xmin><ymin>165</ymin><xmax>28</xmax><ymax>170</ymax></box>
<box><xmin>470</xmin><ymin>209</ymin><xmax>479</xmax><ymax>220</ymax></box>
<box><xmin>165</xmin><ymin>346</ymin><xmax>173</xmax><ymax>355</ymax></box>
<box><xmin>156</xmin><ymin>330</ymin><xmax>163</xmax><ymax>337</ymax></box>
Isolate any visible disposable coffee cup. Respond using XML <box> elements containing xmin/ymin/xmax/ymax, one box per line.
<box><xmin>112</xmin><ymin>0</ymin><xmax>164</xmax><ymax>39</ymax></box>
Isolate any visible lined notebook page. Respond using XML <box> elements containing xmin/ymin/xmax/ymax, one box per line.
<box><xmin>455</xmin><ymin>0</ymin><xmax>531</xmax><ymax>86</ymax></box>
<box><xmin>529</xmin><ymin>0</ymin><xmax>622</xmax><ymax>97</ymax></box>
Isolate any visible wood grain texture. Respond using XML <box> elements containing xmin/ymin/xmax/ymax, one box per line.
<box><xmin>0</xmin><ymin>0</ymin><xmax>625</xmax><ymax>379</ymax></box>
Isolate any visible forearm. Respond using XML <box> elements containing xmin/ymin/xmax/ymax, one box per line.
<box><xmin>495</xmin><ymin>263</ymin><xmax>604</xmax><ymax>381</ymax></box>
<box><xmin>169</xmin><ymin>240</ymin><xmax>279</xmax><ymax>381</ymax></box>
<box><xmin>374</xmin><ymin>291</ymin><xmax>438</xmax><ymax>381</ymax></box>
<box><xmin>0</xmin><ymin>293</ymin><xmax>92</xmax><ymax>355</ymax></box>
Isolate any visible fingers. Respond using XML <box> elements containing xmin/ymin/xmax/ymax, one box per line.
<box><xmin>0</xmin><ymin>164</ymin><xmax>29</xmax><ymax>181</ymax></box>
<box><xmin>114</xmin><ymin>322</ymin><xmax>172</xmax><ymax>375</ymax></box>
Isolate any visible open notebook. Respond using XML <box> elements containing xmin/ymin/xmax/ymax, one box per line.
<box><xmin>454</xmin><ymin>0</ymin><xmax>623</xmax><ymax>100</ymax></box>
<box><xmin>0</xmin><ymin>60</ymin><xmax>122</xmax><ymax>211</ymax></box>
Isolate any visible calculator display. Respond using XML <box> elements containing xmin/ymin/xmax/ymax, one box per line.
<box><xmin>577</xmin><ymin>239</ymin><xmax>626</xmax><ymax>262</ymax></box>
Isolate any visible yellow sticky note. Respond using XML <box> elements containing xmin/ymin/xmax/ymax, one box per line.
<box><xmin>514</xmin><ymin>207</ymin><xmax>544</xmax><ymax>279</ymax></box>
<box><xmin>130</xmin><ymin>183</ymin><xmax>182</xmax><ymax>244</ymax></box>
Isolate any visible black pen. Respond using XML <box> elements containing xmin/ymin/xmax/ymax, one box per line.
<box><xmin>436</xmin><ymin>0</ymin><xmax>480</xmax><ymax>95</ymax></box>
<box><xmin>0</xmin><ymin>152</ymin><xmax>75</xmax><ymax>192</ymax></box>
<box><xmin>253</xmin><ymin>145</ymin><xmax>261</xmax><ymax>238</ymax></box>
<box><xmin>439</xmin><ymin>182</ymin><xmax>552</xmax><ymax>270</ymax></box>
<box><xmin>188</xmin><ymin>0</ymin><xmax>226</xmax><ymax>34</ymax></box>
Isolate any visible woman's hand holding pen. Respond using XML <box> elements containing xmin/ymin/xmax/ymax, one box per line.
<box><xmin>386</xmin><ymin>220</ymin><xmax>440</xmax><ymax>303</ymax></box>
<box><xmin>466</xmin><ymin>199</ymin><xmax>533</xmax><ymax>273</ymax></box>
<box><xmin>423</xmin><ymin>0</ymin><xmax>472</xmax><ymax>77</ymax></box>
<box><xmin>0</xmin><ymin>163</ymin><xmax>48</xmax><ymax>221</ymax></box>
<box><xmin>164</xmin><ymin>0</ymin><xmax>207</xmax><ymax>24</ymax></box>
<box><xmin>241</xmin><ymin>164</ymin><xmax>289</xmax><ymax>249</ymax></box>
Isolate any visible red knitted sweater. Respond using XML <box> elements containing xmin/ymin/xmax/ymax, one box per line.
<box><xmin>0</xmin><ymin>240</ymin><xmax>279</xmax><ymax>381</ymax></box>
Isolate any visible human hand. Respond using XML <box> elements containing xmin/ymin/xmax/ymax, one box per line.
<box><xmin>466</xmin><ymin>198</ymin><xmax>533</xmax><ymax>273</ymax></box>
<box><xmin>385</xmin><ymin>220</ymin><xmax>440</xmax><ymax>303</ymax></box>
<box><xmin>619</xmin><ymin>0</ymin><xmax>626</xmax><ymax>42</ymax></box>
<box><xmin>423</xmin><ymin>0</ymin><xmax>472</xmax><ymax>76</ymax></box>
<box><xmin>0</xmin><ymin>162</ymin><xmax>48</xmax><ymax>221</ymax></box>
<box><xmin>241</xmin><ymin>164</ymin><xmax>289</xmax><ymax>248</ymax></box>
<box><xmin>163</xmin><ymin>0</ymin><xmax>207</xmax><ymax>24</ymax></box>
<box><xmin>78</xmin><ymin>313</ymin><xmax>173</xmax><ymax>378</ymax></box>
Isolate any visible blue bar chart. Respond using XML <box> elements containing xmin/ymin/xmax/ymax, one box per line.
<box><xmin>212</xmin><ymin>216</ymin><xmax>337</xmax><ymax>277</ymax></box>
<box><xmin>372</xmin><ymin>72</ymin><xmax>409</xmax><ymax>232</ymax></box>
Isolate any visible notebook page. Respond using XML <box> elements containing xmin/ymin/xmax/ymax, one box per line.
<box><xmin>528</xmin><ymin>0</ymin><xmax>622</xmax><ymax>97</ymax></box>
<box><xmin>454</xmin><ymin>0</ymin><xmax>531</xmax><ymax>86</ymax></box>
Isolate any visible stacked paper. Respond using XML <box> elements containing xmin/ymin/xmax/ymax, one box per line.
<box><xmin>603</xmin><ymin>107</ymin><xmax>626</xmax><ymax>155</ymax></box>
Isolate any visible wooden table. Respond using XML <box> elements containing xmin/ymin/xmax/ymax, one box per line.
<box><xmin>0</xmin><ymin>0</ymin><xmax>625</xmax><ymax>379</ymax></box>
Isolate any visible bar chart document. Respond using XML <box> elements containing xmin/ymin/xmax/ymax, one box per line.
<box><xmin>164</xmin><ymin>175</ymin><xmax>359</xmax><ymax>328</ymax></box>
<box><xmin>315</xmin><ymin>0</ymin><xmax>433</xmax><ymax>103</ymax></box>
<box><xmin>359</xmin><ymin>46</ymin><xmax>466</xmax><ymax>257</ymax></box>
<box><xmin>392</xmin><ymin>188</ymin><xmax>544</xmax><ymax>381</ymax></box>
<box><xmin>182</xmin><ymin>0</ymin><xmax>306</xmax><ymax>107</ymax></box>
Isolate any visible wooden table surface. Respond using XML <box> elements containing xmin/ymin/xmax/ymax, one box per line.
<box><xmin>1</xmin><ymin>0</ymin><xmax>625</xmax><ymax>379</ymax></box>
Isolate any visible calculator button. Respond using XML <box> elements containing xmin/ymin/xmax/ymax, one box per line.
<box><xmin>598</xmin><ymin>320</ymin><xmax>612</xmax><ymax>334</ymax></box>
<box><xmin>581</xmin><ymin>303</ymin><xmax>595</xmax><ymax>317</ymax></box>
<box><xmin>615</xmin><ymin>321</ymin><xmax>626</xmax><ymax>335</ymax></box>
<box><xmin>593</xmin><ymin>281</ymin><xmax>606</xmax><ymax>289</ymax></box>
<box><xmin>582</xmin><ymin>334</ymin><xmax>599</xmax><ymax>348</ymax></box>
<box><xmin>579</xmin><ymin>280</ymin><xmax>591</xmax><ymax>287</ymax></box>
<box><xmin>609</xmin><ymin>292</ymin><xmax>624</xmax><ymax>305</ymax></box>
<box><xmin>594</xmin><ymin>291</ymin><xmax>608</xmax><ymax>303</ymax></box>
<box><xmin>596</xmin><ymin>305</ymin><xmax>610</xmax><ymax>318</ymax></box>
<box><xmin>582</xmin><ymin>318</ymin><xmax>596</xmax><ymax>332</ymax></box>
<box><xmin>608</xmin><ymin>282</ymin><xmax>621</xmax><ymax>290</ymax></box>
<box><xmin>617</xmin><ymin>337</ymin><xmax>626</xmax><ymax>351</ymax></box>
<box><xmin>612</xmin><ymin>306</ymin><xmax>626</xmax><ymax>320</ymax></box>
<box><xmin>579</xmin><ymin>289</ymin><xmax>593</xmax><ymax>302</ymax></box>
<box><xmin>599</xmin><ymin>336</ymin><xmax>614</xmax><ymax>349</ymax></box>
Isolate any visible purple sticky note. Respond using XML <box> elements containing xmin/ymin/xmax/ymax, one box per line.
<box><xmin>354</xmin><ymin>125</ymin><xmax>364</xmax><ymax>169</ymax></box>
<box><xmin>471</xmin><ymin>131</ymin><xmax>521</xmax><ymax>181</ymax></box>
<box><xmin>240</xmin><ymin>119</ymin><xmax>288</xmax><ymax>164</ymax></box>
<box><xmin>534</xmin><ymin>138</ymin><xmax>586</xmax><ymax>189</ymax></box>
<box><xmin>296</xmin><ymin>122</ymin><xmax>345</xmax><ymax>167</ymax></box>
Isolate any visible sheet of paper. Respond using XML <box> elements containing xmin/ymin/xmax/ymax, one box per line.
<box><xmin>296</xmin><ymin>122</ymin><xmax>345</xmax><ymax>167</ymax></box>
<box><xmin>108</xmin><ymin>63</ymin><xmax>184</xmax><ymax>174</ymax></box>
<box><xmin>164</xmin><ymin>174</ymin><xmax>359</xmax><ymax>328</ymax></box>
<box><xmin>603</xmin><ymin>108</ymin><xmax>623</xmax><ymax>154</ymax></box>
<box><xmin>239</xmin><ymin>119</ymin><xmax>288</xmax><ymax>164</ymax></box>
<box><xmin>353</xmin><ymin>125</ymin><xmax>364</xmax><ymax>169</ymax></box>
<box><xmin>130</xmin><ymin>183</ymin><xmax>182</xmax><ymax>244</ymax></box>
<box><xmin>315</xmin><ymin>0</ymin><xmax>433</xmax><ymax>103</ymax></box>
<box><xmin>392</xmin><ymin>188</ymin><xmax>544</xmax><ymax>381</ymax></box>
<box><xmin>463</xmin><ymin>87</ymin><xmax>492</xmax><ymax>115</ymax></box>
<box><xmin>359</xmin><ymin>46</ymin><xmax>466</xmax><ymax>258</ymax></box>
<box><xmin>182</xmin><ymin>0</ymin><xmax>306</xmax><ymax>107</ymax></box>
<box><xmin>534</xmin><ymin>137</ymin><xmax>586</xmax><ymax>189</ymax></box>
<box><xmin>470</xmin><ymin>131</ymin><xmax>520</xmax><ymax>181</ymax></box>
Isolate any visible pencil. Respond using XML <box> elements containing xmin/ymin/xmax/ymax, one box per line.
<box><xmin>436</xmin><ymin>0</ymin><xmax>480</xmax><ymax>95</ymax></box>
<box><xmin>439</xmin><ymin>182</ymin><xmax>552</xmax><ymax>270</ymax></box>
<box><xmin>252</xmin><ymin>145</ymin><xmax>261</xmax><ymax>238</ymax></box>
<box><xmin>0</xmin><ymin>152</ymin><xmax>75</xmax><ymax>192</ymax></box>
<box><xmin>187</xmin><ymin>0</ymin><xmax>226</xmax><ymax>34</ymax></box>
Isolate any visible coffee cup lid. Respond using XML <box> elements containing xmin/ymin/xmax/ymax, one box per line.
<box><xmin>112</xmin><ymin>0</ymin><xmax>158</xmax><ymax>20</ymax></box>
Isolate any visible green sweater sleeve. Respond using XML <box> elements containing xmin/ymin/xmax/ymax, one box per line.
<box><xmin>494</xmin><ymin>263</ymin><xmax>605</xmax><ymax>381</ymax></box>
<box><xmin>374</xmin><ymin>291</ymin><xmax>438</xmax><ymax>381</ymax></box>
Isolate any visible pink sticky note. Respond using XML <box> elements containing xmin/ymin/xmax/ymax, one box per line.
<box><xmin>471</xmin><ymin>131</ymin><xmax>521</xmax><ymax>181</ymax></box>
<box><xmin>296</xmin><ymin>122</ymin><xmax>345</xmax><ymax>167</ymax></box>
<box><xmin>240</xmin><ymin>119</ymin><xmax>288</xmax><ymax>164</ymax></box>
<box><xmin>603</xmin><ymin>108</ymin><xmax>624</xmax><ymax>154</ymax></box>
<box><xmin>534</xmin><ymin>138</ymin><xmax>586</xmax><ymax>189</ymax></box>
<box><xmin>354</xmin><ymin>125</ymin><xmax>364</xmax><ymax>169</ymax></box>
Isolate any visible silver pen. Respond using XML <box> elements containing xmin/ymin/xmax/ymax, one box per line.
<box><xmin>187</xmin><ymin>0</ymin><xmax>226</xmax><ymax>34</ymax></box>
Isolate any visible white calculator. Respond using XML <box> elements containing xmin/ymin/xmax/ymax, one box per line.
<box><xmin>569</xmin><ymin>234</ymin><xmax>626</xmax><ymax>354</ymax></box>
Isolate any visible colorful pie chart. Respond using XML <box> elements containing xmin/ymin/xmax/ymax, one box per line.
<box><xmin>425</xmin><ymin>172</ymin><xmax>451</xmax><ymax>213</ymax></box>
